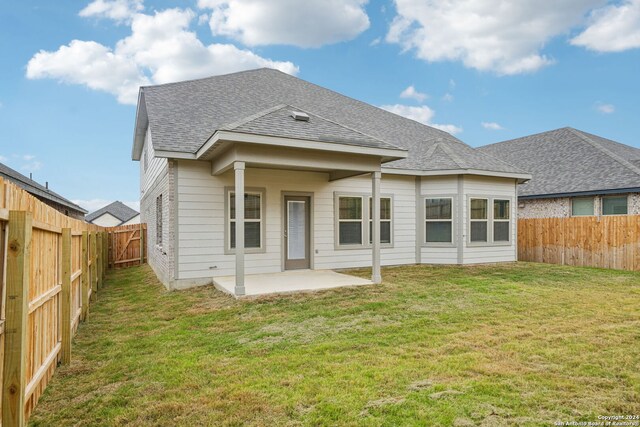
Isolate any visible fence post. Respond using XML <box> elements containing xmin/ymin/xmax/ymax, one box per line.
<box><xmin>102</xmin><ymin>232</ymin><xmax>108</xmax><ymax>276</ymax></box>
<box><xmin>96</xmin><ymin>233</ymin><xmax>103</xmax><ymax>290</ymax></box>
<box><xmin>81</xmin><ymin>231</ymin><xmax>89</xmax><ymax>320</ymax></box>
<box><xmin>2</xmin><ymin>211</ymin><xmax>32</xmax><ymax>427</ymax></box>
<box><xmin>61</xmin><ymin>228</ymin><xmax>72</xmax><ymax>365</ymax></box>
<box><xmin>90</xmin><ymin>232</ymin><xmax>97</xmax><ymax>301</ymax></box>
<box><xmin>140</xmin><ymin>224</ymin><xmax>145</xmax><ymax>265</ymax></box>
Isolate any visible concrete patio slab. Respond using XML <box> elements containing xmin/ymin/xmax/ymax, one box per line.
<box><xmin>213</xmin><ymin>270</ymin><xmax>373</xmax><ymax>297</ymax></box>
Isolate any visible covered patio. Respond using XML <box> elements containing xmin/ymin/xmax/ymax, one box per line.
<box><xmin>212</xmin><ymin>270</ymin><xmax>373</xmax><ymax>297</ymax></box>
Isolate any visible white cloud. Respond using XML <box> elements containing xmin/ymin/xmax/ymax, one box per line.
<box><xmin>198</xmin><ymin>0</ymin><xmax>370</xmax><ymax>47</ymax></box>
<box><xmin>596</xmin><ymin>103</ymin><xmax>615</xmax><ymax>114</ymax></box>
<box><xmin>0</xmin><ymin>155</ymin><xmax>7</xmax><ymax>162</ymax></box>
<box><xmin>380</xmin><ymin>104</ymin><xmax>462</xmax><ymax>135</ymax></box>
<box><xmin>370</xmin><ymin>37</ymin><xmax>382</xmax><ymax>46</ymax></box>
<box><xmin>399</xmin><ymin>85</ymin><xmax>427</xmax><ymax>102</ymax></box>
<box><xmin>21</xmin><ymin>161</ymin><xmax>42</xmax><ymax>172</ymax></box>
<box><xmin>571</xmin><ymin>0</ymin><xmax>640</xmax><ymax>52</ymax></box>
<box><xmin>23</xmin><ymin>154</ymin><xmax>36</xmax><ymax>161</ymax></box>
<box><xmin>386</xmin><ymin>0</ymin><xmax>605</xmax><ymax>74</ymax></box>
<box><xmin>26</xmin><ymin>8</ymin><xmax>298</xmax><ymax>105</ymax></box>
<box><xmin>442</xmin><ymin>93</ymin><xmax>454</xmax><ymax>102</ymax></box>
<box><xmin>79</xmin><ymin>0</ymin><xmax>143</xmax><ymax>23</ymax></box>
<box><xmin>481</xmin><ymin>121</ymin><xmax>504</xmax><ymax>130</ymax></box>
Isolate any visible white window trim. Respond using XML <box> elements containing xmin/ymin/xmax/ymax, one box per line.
<box><xmin>601</xmin><ymin>194</ymin><xmax>629</xmax><ymax>216</ymax></box>
<box><xmin>467</xmin><ymin>195</ymin><xmax>513</xmax><ymax>247</ymax></box>
<box><xmin>224</xmin><ymin>187</ymin><xmax>267</xmax><ymax>255</ymax></box>
<box><xmin>492</xmin><ymin>198</ymin><xmax>511</xmax><ymax>243</ymax></box>
<box><xmin>423</xmin><ymin>195</ymin><xmax>456</xmax><ymax>247</ymax></box>
<box><xmin>571</xmin><ymin>197</ymin><xmax>595</xmax><ymax>217</ymax></box>
<box><xmin>334</xmin><ymin>192</ymin><xmax>394</xmax><ymax>250</ymax></box>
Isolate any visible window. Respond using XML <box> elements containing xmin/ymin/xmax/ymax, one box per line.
<box><xmin>602</xmin><ymin>196</ymin><xmax>628</xmax><ymax>215</ymax></box>
<box><xmin>469</xmin><ymin>198</ymin><xmax>488</xmax><ymax>242</ymax></box>
<box><xmin>156</xmin><ymin>194</ymin><xmax>163</xmax><ymax>246</ymax></box>
<box><xmin>425</xmin><ymin>198</ymin><xmax>453</xmax><ymax>243</ymax></box>
<box><xmin>572</xmin><ymin>198</ymin><xmax>594</xmax><ymax>216</ymax></box>
<box><xmin>338</xmin><ymin>196</ymin><xmax>363</xmax><ymax>245</ymax></box>
<box><xmin>369</xmin><ymin>197</ymin><xmax>392</xmax><ymax>244</ymax></box>
<box><xmin>493</xmin><ymin>199</ymin><xmax>510</xmax><ymax>242</ymax></box>
<box><xmin>229</xmin><ymin>191</ymin><xmax>262</xmax><ymax>249</ymax></box>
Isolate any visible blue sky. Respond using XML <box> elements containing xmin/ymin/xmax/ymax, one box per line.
<box><xmin>1</xmin><ymin>0</ymin><xmax>639</xmax><ymax>212</ymax></box>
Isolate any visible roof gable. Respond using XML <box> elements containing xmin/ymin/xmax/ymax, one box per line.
<box><xmin>478</xmin><ymin>127</ymin><xmax>640</xmax><ymax>196</ymax></box>
<box><xmin>86</xmin><ymin>201</ymin><xmax>139</xmax><ymax>223</ymax></box>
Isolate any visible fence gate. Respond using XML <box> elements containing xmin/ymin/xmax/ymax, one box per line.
<box><xmin>107</xmin><ymin>223</ymin><xmax>147</xmax><ymax>269</ymax></box>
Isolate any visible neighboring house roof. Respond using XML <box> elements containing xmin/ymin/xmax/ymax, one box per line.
<box><xmin>0</xmin><ymin>161</ymin><xmax>87</xmax><ymax>214</ymax></box>
<box><xmin>86</xmin><ymin>201</ymin><xmax>139</xmax><ymax>224</ymax></box>
<box><xmin>133</xmin><ymin>68</ymin><xmax>526</xmax><ymax>176</ymax></box>
<box><xmin>478</xmin><ymin>127</ymin><xmax>640</xmax><ymax>198</ymax></box>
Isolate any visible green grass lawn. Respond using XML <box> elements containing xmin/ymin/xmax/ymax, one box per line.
<box><xmin>30</xmin><ymin>263</ymin><xmax>640</xmax><ymax>426</ymax></box>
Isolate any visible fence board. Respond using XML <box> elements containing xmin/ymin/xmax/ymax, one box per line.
<box><xmin>107</xmin><ymin>223</ymin><xmax>147</xmax><ymax>268</ymax></box>
<box><xmin>518</xmin><ymin>215</ymin><xmax>640</xmax><ymax>271</ymax></box>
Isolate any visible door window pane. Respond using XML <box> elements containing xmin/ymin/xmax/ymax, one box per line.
<box><xmin>572</xmin><ymin>198</ymin><xmax>594</xmax><ymax>216</ymax></box>
<box><xmin>287</xmin><ymin>201</ymin><xmax>305</xmax><ymax>260</ymax></box>
<box><xmin>602</xmin><ymin>196</ymin><xmax>628</xmax><ymax>215</ymax></box>
<box><xmin>426</xmin><ymin>222</ymin><xmax>452</xmax><ymax>243</ymax></box>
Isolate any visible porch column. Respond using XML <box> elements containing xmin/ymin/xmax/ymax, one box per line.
<box><xmin>234</xmin><ymin>161</ymin><xmax>246</xmax><ymax>295</ymax></box>
<box><xmin>371</xmin><ymin>171</ymin><xmax>382</xmax><ymax>284</ymax></box>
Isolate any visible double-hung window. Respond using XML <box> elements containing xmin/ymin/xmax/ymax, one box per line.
<box><xmin>469</xmin><ymin>198</ymin><xmax>489</xmax><ymax>243</ymax></box>
<box><xmin>602</xmin><ymin>196</ymin><xmax>628</xmax><ymax>215</ymax></box>
<box><xmin>369</xmin><ymin>197</ymin><xmax>392</xmax><ymax>245</ymax></box>
<box><xmin>493</xmin><ymin>199</ymin><xmax>510</xmax><ymax>242</ymax></box>
<box><xmin>338</xmin><ymin>196</ymin><xmax>363</xmax><ymax>245</ymax></box>
<box><xmin>228</xmin><ymin>191</ymin><xmax>263</xmax><ymax>250</ymax></box>
<box><xmin>156</xmin><ymin>194</ymin><xmax>163</xmax><ymax>246</ymax></box>
<box><xmin>572</xmin><ymin>198</ymin><xmax>594</xmax><ymax>216</ymax></box>
<box><xmin>425</xmin><ymin>198</ymin><xmax>453</xmax><ymax>243</ymax></box>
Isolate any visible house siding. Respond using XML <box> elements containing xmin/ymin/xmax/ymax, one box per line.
<box><xmin>139</xmin><ymin>127</ymin><xmax>174</xmax><ymax>285</ymax></box>
<box><xmin>163</xmin><ymin>161</ymin><xmax>520</xmax><ymax>289</ymax></box>
<box><xmin>518</xmin><ymin>193</ymin><xmax>640</xmax><ymax>218</ymax></box>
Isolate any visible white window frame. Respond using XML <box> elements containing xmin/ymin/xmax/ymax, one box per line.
<box><xmin>368</xmin><ymin>196</ymin><xmax>393</xmax><ymax>247</ymax></box>
<box><xmin>424</xmin><ymin>196</ymin><xmax>455</xmax><ymax>247</ymax></box>
<box><xmin>334</xmin><ymin>193</ymin><xmax>394</xmax><ymax>249</ymax></box>
<box><xmin>601</xmin><ymin>195</ymin><xmax>629</xmax><ymax>216</ymax></box>
<box><xmin>571</xmin><ymin>197</ymin><xmax>595</xmax><ymax>217</ymax></box>
<box><xmin>492</xmin><ymin>199</ymin><xmax>511</xmax><ymax>243</ymax></box>
<box><xmin>224</xmin><ymin>187</ymin><xmax>266</xmax><ymax>254</ymax></box>
<box><xmin>467</xmin><ymin>196</ymin><xmax>513</xmax><ymax>246</ymax></box>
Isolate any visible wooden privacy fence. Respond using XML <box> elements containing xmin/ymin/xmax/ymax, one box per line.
<box><xmin>106</xmin><ymin>223</ymin><xmax>146</xmax><ymax>269</ymax></box>
<box><xmin>0</xmin><ymin>176</ymin><xmax>114</xmax><ymax>426</ymax></box>
<box><xmin>518</xmin><ymin>216</ymin><xmax>640</xmax><ymax>271</ymax></box>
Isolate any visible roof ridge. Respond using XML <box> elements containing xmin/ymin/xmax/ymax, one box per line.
<box><xmin>437</xmin><ymin>141</ymin><xmax>467</xmax><ymax>169</ymax></box>
<box><xmin>567</xmin><ymin>128</ymin><xmax>640</xmax><ymax>177</ymax></box>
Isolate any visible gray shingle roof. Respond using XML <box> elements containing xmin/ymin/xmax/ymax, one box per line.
<box><xmin>86</xmin><ymin>201</ymin><xmax>139</xmax><ymax>224</ymax></box>
<box><xmin>138</xmin><ymin>68</ymin><xmax>524</xmax><ymax>175</ymax></box>
<box><xmin>478</xmin><ymin>127</ymin><xmax>640</xmax><ymax>197</ymax></box>
<box><xmin>221</xmin><ymin>104</ymin><xmax>400</xmax><ymax>150</ymax></box>
<box><xmin>0</xmin><ymin>161</ymin><xmax>87</xmax><ymax>214</ymax></box>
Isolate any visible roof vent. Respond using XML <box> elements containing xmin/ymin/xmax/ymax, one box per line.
<box><xmin>291</xmin><ymin>111</ymin><xmax>309</xmax><ymax>122</ymax></box>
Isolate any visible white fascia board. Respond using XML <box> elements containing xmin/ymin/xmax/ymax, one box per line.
<box><xmin>197</xmin><ymin>131</ymin><xmax>408</xmax><ymax>160</ymax></box>
<box><xmin>154</xmin><ymin>150</ymin><xmax>197</xmax><ymax>159</ymax></box>
<box><xmin>381</xmin><ymin>167</ymin><xmax>532</xmax><ymax>182</ymax></box>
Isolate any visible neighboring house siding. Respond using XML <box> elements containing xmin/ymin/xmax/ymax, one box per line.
<box><xmin>140</xmin><ymin>127</ymin><xmax>174</xmax><ymax>285</ymax></box>
<box><xmin>121</xmin><ymin>214</ymin><xmax>141</xmax><ymax>225</ymax></box>
<box><xmin>168</xmin><ymin>161</ymin><xmax>519</xmax><ymax>289</ymax></box>
<box><xmin>518</xmin><ymin>193</ymin><xmax>640</xmax><ymax>218</ymax></box>
<box><xmin>90</xmin><ymin>213</ymin><xmax>123</xmax><ymax>227</ymax></box>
